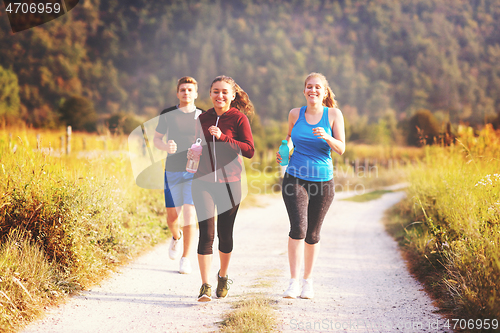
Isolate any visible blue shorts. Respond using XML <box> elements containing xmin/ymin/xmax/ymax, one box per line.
<box><xmin>164</xmin><ymin>171</ymin><xmax>195</xmax><ymax>208</ymax></box>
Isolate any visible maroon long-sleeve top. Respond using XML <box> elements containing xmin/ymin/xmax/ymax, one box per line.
<box><xmin>194</xmin><ymin>107</ymin><xmax>254</xmax><ymax>183</ymax></box>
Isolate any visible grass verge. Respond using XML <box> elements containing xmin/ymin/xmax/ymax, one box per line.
<box><xmin>341</xmin><ymin>189</ymin><xmax>393</xmax><ymax>202</ymax></box>
<box><xmin>384</xmin><ymin>125</ymin><xmax>500</xmax><ymax>321</ymax></box>
<box><xmin>0</xmin><ymin>134</ymin><xmax>166</xmax><ymax>332</ymax></box>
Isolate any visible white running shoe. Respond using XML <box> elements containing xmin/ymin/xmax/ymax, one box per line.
<box><xmin>168</xmin><ymin>231</ymin><xmax>183</xmax><ymax>260</ymax></box>
<box><xmin>300</xmin><ymin>278</ymin><xmax>314</xmax><ymax>299</ymax></box>
<box><xmin>179</xmin><ymin>257</ymin><xmax>192</xmax><ymax>274</ymax></box>
<box><xmin>283</xmin><ymin>278</ymin><xmax>300</xmax><ymax>298</ymax></box>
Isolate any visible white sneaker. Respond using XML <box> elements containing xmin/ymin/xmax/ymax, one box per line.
<box><xmin>168</xmin><ymin>231</ymin><xmax>183</xmax><ymax>260</ymax></box>
<box><xmin>300</xmin><ymin>278</ymin><xmax>314</xmax><ymax>299</ymax></box>
<box><xmin>179</xmin><ymin>257</ymin><xmax>192</xmax><ymax>274</ymax></box>
<box><xmin>283</xmin><ymin>278</ymin><xmax>300</xmax><ymax>298</ymax></box>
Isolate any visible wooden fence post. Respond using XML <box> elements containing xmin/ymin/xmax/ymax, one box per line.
<box><xmin>36</xmin><ymin>134</ymin><xmax>41</xmax><ymax>150</ymax></box>
<box><xmin>66</xmin><ymin>126</ymin><xmax>72</xmax><ymax>155</ymax></box>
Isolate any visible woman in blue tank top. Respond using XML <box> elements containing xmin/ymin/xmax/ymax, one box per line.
<box><xmin>276</xmin><ymin>72</ymin><xmax>346</xmax><ymax>299</ymax></box>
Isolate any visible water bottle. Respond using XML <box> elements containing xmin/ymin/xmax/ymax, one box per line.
<box><xmin>186</xmin><ymin>138</ymin><xmax>203</xmax><ymax>173</ymax></box>
<box><xmin>279</xmin><ymin>140</ymin><xmax>289</xmax><ymax>166</ymax></box>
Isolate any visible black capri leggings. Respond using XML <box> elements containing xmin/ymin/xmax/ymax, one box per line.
<box><xmin>192</xmin><ymin>179</ymin><xmax>241</xmax><ymax>255</ymax></box>
<box><xmin>282</xmin><ymin>173</ymin><xmax>335</xmax><ymax>244</ymax></box>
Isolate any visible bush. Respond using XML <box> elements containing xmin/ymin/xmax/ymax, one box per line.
<box><xmin>0</xmin><ymin>134</ymin><xmax>166</xmax><ymax>332</ymax></box>
<box><xmin>59</xmin><ymin>96</ymin><xmax>98</xmax><ymax>132</ymax></box>
<box><xmin>106</xmin><ymin>112</ymin><xmax>143</xmax><ymax>135</ymax></box>
<box><xmin>407</xmin><ymin>109</ymin><xmax>440</xmax><ymax>146</ymax></box>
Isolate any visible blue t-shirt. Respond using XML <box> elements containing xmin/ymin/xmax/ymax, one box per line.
<box><xmin>286</xmin><ymin>106</ymin><xmax>333</xmax><ymax>182</ymax></box>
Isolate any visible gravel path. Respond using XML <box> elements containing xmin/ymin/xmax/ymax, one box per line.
<box><xmin>22</xmin><ymin>187</ymin><xmax>452</xmax><ymax>333</ymax></box>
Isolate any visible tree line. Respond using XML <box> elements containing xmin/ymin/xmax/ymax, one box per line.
<box><xmin>1</xmin><ymin>0</ymin><xmax>500</xmax><ymax>145</ymax></box>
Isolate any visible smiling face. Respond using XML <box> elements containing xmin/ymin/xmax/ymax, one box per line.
<box><xmin>210</xmin><ymin>81</ymin><xmax>235</xmax><ymax>112</ymax></box>
<box><xmin>304</xmin><ymin>76</ymin><xmax>327</xmax><ymax>105</ymax></box>
<box><xmin>177</xmin><ymin>83</ymin><xmax>198</xmax><ymax>107</ymax></box>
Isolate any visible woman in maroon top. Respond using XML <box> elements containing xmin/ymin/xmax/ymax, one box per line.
<box><xmin>191</xmin><ymin>75</ymin><xmax>255</xmax><ymax>301</ymax></box>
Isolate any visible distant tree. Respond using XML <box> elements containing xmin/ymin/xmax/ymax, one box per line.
<box><xmin>106</xmin><ymin>112</ymin><xmax>142</xmax><ymax>135</ymax></box>
<box><xmin>489</xmin><ymin>112</ymin><xmax>500</xmax><ymax>130</ymax></box>
<box><xmin>407</xmin><ymin>109</ymin><xmax>441</xmax><ymax>146</ymax></box>
<box><xmin>248</xmin><ymin>113</ymin><xmax>265</xmax><ymax>154</ymax></box>
<box><xmin>343</xmin><ymin>116</ymin><xmax>352</xmax><ymax>142</ymax></box>
<box><xmin>4</xmin><ymin>0</ymin><xmax>500</xmax><ymax>132</ymax></box>
<box><xmin>365</xmin><ymin>109</ymin><xmax>400</xmax><ymax>145</ymax></box>
<box><xmin>59</xmin><ymin>96</ymin><xmax>98</xmax><ymax>132</ymax></box>
<box><xmin>0</xmin><ymin>66</ymin><xmax>20</xmax><ymax>122</ymax></box>
<box><xmin>138</xmin><ymin>74</ymin><xmax>163</xmax><ymax>112</ymax></box>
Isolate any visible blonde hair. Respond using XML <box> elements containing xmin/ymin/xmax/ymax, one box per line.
<box><xmin>177</xmin><ymin>76</ymin><xmax>198</xmax><ymax>92</ymax></box>
<box><xmin>210</xmin><ymin>75</ymin><xmax>255</xmax><ymax>118</ymax></box>
<box><xmin>304</xmin><ymin>72</ymin><xmax>338</xmax><ymax>108</ymax></box>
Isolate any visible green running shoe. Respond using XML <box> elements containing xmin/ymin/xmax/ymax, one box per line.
<box><xmin>216</xmin><ymin>271</ymin><xmax>233</xmax><ymax>299</ymax></box>
<box><xmin>197</xmin><ymin>283</ymin><xmax>212</xmax><ymax>302</ymax></box>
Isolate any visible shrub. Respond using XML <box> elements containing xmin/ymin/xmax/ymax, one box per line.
<box><xmin>0</xmin><ymin>133</ymin><xmax>166</xmax><ymax>332</ymax></box>
<box><xmin>59</xmin><ymin>96</ymin><xmax>98</xmax><ymax>132</ymax></box>
<box><xmin>407</xmin><ymin>109</ymin><xmax>440</xmax><ymax>146</ymax></box>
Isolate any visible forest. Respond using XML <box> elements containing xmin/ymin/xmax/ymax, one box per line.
<box><xmin>1</xmin><ymin>0</ymin><xmax>500</xmax><ymax>145</ymax></box>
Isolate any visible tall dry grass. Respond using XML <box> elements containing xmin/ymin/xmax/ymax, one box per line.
<box><xmin>388</xmin><ymin>124</ymin><xmax>500</xmax><ymax>319</ymax></box>
<box><xmin>244</xmin><ymin>143</ymin><xmax>420</xmax><ymax>196</ymax></box>
<box><xmin>0</xmin><ymin>130</ymin><xmax>166</xmax><ymax>332</ymax></box>
<box><xmin>1</xmin><ymin>125</ymin><xmax>126</xmax><ymax>152</ymax></box>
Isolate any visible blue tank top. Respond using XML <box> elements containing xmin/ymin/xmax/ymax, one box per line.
<box><xmin>286</xmin><ymin>106</ymin><xmax>333</xmax><ymax>182</ymax></box>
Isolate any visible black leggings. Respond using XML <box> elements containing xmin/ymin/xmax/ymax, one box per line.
<box><xmin>192</xmin><ymin>180</ymin><xmax>241</xmax><ymax>255</ymax></box>
<box><xmin>282</xmin><ymin>173</ymin><xmax>335</xmax><ymax>244</ymax></box>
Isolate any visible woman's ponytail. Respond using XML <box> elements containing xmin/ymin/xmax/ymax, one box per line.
<box><xmin>323</xmin><ymin>86</ymin><xmax>338</xmax><ymax>108</ymax></box>
<box><xmin>231</xmin><ymin>83</ymin><xmax>255</xmax><ymax>118</ymax></box>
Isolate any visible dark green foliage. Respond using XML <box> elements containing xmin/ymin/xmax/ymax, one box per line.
<box><xmin>407</xmin><ymin>109</ymin><xmax>441</xmax><ymax>146</ymax></box>
<box><xmin>106</xmin><ymin>112</ymin><xmax>142</xmax><ymax>135</ymax></box>
<box><xmin>488</xmin><ymin>112</ymin><xmax>500</xmax><ymax>130</ymax></box>
<box><xmin>0</xmin><ymin>65</ymin><xmax>20</xmax><ymax>121</ymax></box>
<box><xmin>59</xmin><ymin>96</ymin><xmax>98</xmax><ymax>132</ymax></box>
<box><xmin>2</xmin><ymin>0</ymin><xmax>500</xmax><ymax>133</ymax></box>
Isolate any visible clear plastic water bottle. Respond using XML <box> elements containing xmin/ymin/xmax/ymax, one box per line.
<box><xmin>186</xmin><ymin>138</ymin><xmax>203</xmax><ymax>173</ymax></box>
<box><xmin>279</xmin><ymin>140</ymin><xmax>289</xmax><ymax>166</ymax></box>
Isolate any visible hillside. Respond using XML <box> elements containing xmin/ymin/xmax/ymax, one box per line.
<box><xmin>1</xmin><ymin>0</ymin><xmax>500</xmax><ymax>131</ymax></box>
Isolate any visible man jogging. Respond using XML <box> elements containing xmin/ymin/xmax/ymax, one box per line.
<box><xmin>154</xmin><ymin>76</ymin><xmax>204</xmax><ymax>274</ymax></box>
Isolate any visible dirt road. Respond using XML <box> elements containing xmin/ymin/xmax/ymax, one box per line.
<box><xmin>22</xmin><ymin>188</ymin><xmax>451</xmax><ymax>333</ymax></box>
